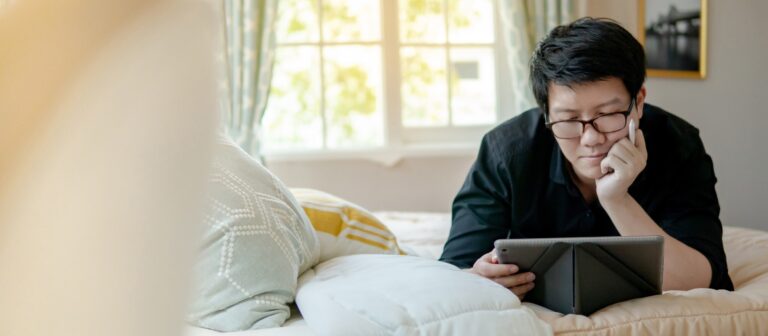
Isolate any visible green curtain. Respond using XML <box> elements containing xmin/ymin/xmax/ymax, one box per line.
<box><xmin>497</xmin><ymin>0</ymin><xmax>576</xmax><ymax>113</ymax></box>
<box><xmin>221</xmin><ymin>0</ymin><xmax>279</xmax><ymax>158</ymax></box>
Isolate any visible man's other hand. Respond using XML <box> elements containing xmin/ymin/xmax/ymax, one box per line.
<box><xmin>465</xmin><ymin>250</ymin><xmax>536</xmax><ymax>300</ymax></box>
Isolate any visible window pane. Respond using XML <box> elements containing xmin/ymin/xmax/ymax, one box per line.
<box><xmin>448</xmin><ymin>0</ymin><xmax>494</xmax><ymax>43</ymax></box>
<box><xmin>276</xmin><ymin>0</ymin><xmax>319</xmax><ymax>43</ymax></box>
<box><xmin>401</xmin><ymin>47</ymin><xmax>448</xmax><ymax>127</ymax></box>
<box><xmin>323</xmin><ymin>46</ymin><xmax>384</xmax><ymax>148</ymax></box>
<box><xmin>322</xmin><ymin>0</ymin><xmax>381</xmax><ymax>42</ymax></box>
<box><xmin>263</xmin><ymin>47</ymin><xmax>323</xmax><ymax>152</ymax></box>
<box><xmin>450</xmin><ymin>48</ymin><xmax>496</xmax><ymax>125</ymax></box>
<box><xmin>399</xmin><ymin>0</ymin><xmax>446</xmax><ymax>43</ymax></box>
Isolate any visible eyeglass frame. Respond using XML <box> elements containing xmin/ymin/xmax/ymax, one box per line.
<box><xmin>544</xmin><ymin>98</ymin><xmax>636</xmax><ymax>139</ymax></box>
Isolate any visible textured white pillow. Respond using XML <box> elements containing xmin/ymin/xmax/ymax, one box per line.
<box><xmin>187</xmin><ymin>137</ymin><xmax>320</xmax><ymax>332</ymax></box>
<box><xmin>296</xmin><ymin>255</ymin><xmax>552</xmax><ymax>336</ymax></box>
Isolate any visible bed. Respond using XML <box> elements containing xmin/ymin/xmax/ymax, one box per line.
<box><xmin>187</xmin><ymin>212</ymin><xmax>768</xmax><ymax>335</ymax></box>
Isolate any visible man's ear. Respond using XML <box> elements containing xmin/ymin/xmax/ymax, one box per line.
<box><xmin>635</xmin><ymin>85</ymin><xmax>646</xmax><ymax>119</ymax></box>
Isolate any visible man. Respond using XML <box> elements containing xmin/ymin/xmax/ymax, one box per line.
<box><xmin>439</xmin><ymin>18</ymin><xmax>733</xmax><ymax>300</ymax></box>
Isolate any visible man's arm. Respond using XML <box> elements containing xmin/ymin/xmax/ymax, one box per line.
<box><xmin>601</xmin><ymin>195</ymin><xmax>712</xmax><ymax>290</ymax></box>
<box><xmin>598</xmin><ymin>129</ymin><xmax>731</xmax><ymax>291</ymax></box>
<box><xmin>440</xmin><ymin>136</ymin><xmax>512</xmax><ymax>268</ymax></box>
<box><xmin>440</xmin><ymin>135</ymin><xmax>536</xmax><ymax>300</ymax></box>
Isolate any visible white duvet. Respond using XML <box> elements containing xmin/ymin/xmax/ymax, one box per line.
<box><xmin>296</xmin><ymin>254</ymin><xmax>552</xmax><ymax>336</ymax></box>
<box><xmin>187</xmin><ymin>212</ymin><xmax>552</xmax><ymax>336</ymax></box>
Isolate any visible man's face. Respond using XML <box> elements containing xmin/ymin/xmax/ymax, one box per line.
<box><xmin>547</xmin><ymin>77</ymin><xmax>645</xmax><ymax>184</ymax></box>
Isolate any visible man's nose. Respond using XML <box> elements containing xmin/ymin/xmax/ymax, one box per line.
<box><xmin>580</xmin><ymin>123</ymin><xmax>605</xmax><ymax>146</ymax></box>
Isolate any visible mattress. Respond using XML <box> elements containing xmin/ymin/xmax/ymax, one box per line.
<box><xmin>186</xmin><ymin>212</ymin><xmax>768</xmax><ymax>335</ymax></box>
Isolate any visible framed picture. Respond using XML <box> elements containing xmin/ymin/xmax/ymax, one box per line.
<box><xmin>638</xmin><ymin>0</ymin><xmax>707</xmax><ymax>79</ymax></box>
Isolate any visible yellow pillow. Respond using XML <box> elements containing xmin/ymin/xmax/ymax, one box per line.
<box><xmin>290</xmin><ymin>188</ymin><xmax>403</xmax><ymax>263</ymax></box>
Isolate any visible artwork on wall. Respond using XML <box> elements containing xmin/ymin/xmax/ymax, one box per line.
<box><xmin>638</xmin><ymin>0</ymin><xmax>707</xmax><ymax>79</ymax></box>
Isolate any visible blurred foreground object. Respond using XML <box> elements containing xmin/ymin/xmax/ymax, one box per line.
<box><xmin>0</xmin><ymin>1</ymin><xmax>218</xmax><ymax>336</ymax></box>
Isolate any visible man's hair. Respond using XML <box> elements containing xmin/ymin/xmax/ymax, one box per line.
<box><xmin>530</xmin><ymin>17</ymin><xmax>646</xmax><ymax>114</ymax></box>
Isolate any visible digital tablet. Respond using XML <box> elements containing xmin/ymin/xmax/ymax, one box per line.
<box><xmin>494</xmin><ymin>235</ymin><xmax>664</xmax><ymax>315</ymax></box>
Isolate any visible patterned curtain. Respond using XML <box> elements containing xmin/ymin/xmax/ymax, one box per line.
<box><xmin>221</xmin><ymin>0</ymin><xmax>279</xmax><ymax>158</ymax></box>
<box><xmin>497</xmin><ymin>0</ymin><xmax>576</xmax><ymax>113</ymax></box>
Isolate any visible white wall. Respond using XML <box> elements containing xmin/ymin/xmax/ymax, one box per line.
<box><xmin>268</xmin><ymin>0</ymin><xmax>768</xmax><ymax>230</ymax></box>
<box><xmin>268</xmin><ymin>155</ymin><xmax>476</xmax><ymax>212</ymax></box>
<box><xmin>650</xmin><ymin>0</ymin><xmax>768</xmax><ymax>230</ymax></box>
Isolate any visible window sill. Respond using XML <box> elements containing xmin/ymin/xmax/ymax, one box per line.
<box><xmin>263</xmin><ymin>143</ymin><xmax>479</xmax><ymax>167</ymax></box>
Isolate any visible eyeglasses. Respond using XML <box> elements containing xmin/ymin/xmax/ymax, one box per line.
<box><xmin>545</xmin><ymin>99</ymin><xmax>635</xmax><ymax>139</ymax></box>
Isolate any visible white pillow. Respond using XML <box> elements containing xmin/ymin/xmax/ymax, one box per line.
<box><xmin>296</xmin><ymin>255</ymin><xmax>552</xmax><ymax>336</ymax></box>
<box><xmin>187</xmin><ymin>137</ymin><xmax>320</xmax><ymax>332</ymax></box>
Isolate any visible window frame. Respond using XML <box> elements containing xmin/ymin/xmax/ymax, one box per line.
<box><xmin>264</xmin><ymin>0</ymin><xmax>518</xmax><ymax>163</ymax></box>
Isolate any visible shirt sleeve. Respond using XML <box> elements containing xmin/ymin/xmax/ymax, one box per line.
<box><xmin>439</xmin><ymin>135</ymin><xmax>513</xmax><ymax>269</ymax></box>
<box><xmin>657</xmin><ymin>133</ymin><xmax>734</xmax><ymax>290</ymax></box>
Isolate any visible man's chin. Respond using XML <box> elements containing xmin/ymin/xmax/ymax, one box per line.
<box><xmin>574</xmin><ymin>165</ymin><xmax>604</xmax><ymax>181</ymax></box>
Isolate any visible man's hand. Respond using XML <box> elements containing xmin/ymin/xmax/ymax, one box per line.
<box><xmin>466</xmin><ymin>250</ymin><xmax>536</xmax><ymax>300</ymax></box>
<box><xmin>596</xmin><ymin>129</ymin><xmax>647</xmax><ymax>205</ymax></box>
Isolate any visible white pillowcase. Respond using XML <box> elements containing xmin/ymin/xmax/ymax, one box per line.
<box><xmin>296</xmin><ymin>254</ymin><xmax>553</xmax><ymax>336</ymax></box>
<box><xmin>187</xmin><ymin>137</ymin><xmax>320</xmax><ymax>332</ymax></box>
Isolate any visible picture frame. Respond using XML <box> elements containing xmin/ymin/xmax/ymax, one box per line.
<box><xmin>638</xmin><ymin>0</ymin><xmax>708</xmax><ymax>79</ymax></box>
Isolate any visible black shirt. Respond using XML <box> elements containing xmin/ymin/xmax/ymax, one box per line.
<box><xmin>440</xmin><ymin>104</ymin><xmax>734</xmax><ymax>290</ymax></box>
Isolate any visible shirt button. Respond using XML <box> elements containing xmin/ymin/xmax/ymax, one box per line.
<box><xmin>585</xmin><ymin>211</ymin><xmax>592</xmax><ymax>217</ymax></box>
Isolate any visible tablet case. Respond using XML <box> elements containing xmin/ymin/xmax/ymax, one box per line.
<box><xmin>495</xmin><ymin>237</ymin><xmax>663</xmax><ymax>315</ymax></box>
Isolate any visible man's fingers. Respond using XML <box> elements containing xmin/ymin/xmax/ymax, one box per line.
<box><xmin>600</xmin><ymin>154</ymin><xmax>629</xmax><ymax>175</ymax></box>
<box><xmin>612</xmin><ymin>139</ymin><xmax>636</xmax><ymax>163</ymax></box>
<box><xmin>600</xmin><ymin>155</ymin><xmax>615</xmax><ymax>175</ymax></box>
<box><xmin>477</xmin><ymin>260</ymin><xmax>519</xmax><ymax>278</ymax></box>
<box><xmin>471</xmin><ymin>249</ymin><xmax>520</xmax><ymax>278</ymax></box>
<box><xmin>493</xmin><ymin>272</ymin><xmax>535</xmax><ymax>288</ymax></box>
<box><xmin>618</xmin><ymin>130</ymin><xmax>647</xmax><ymax>163</ymax></box>
<box><xmin>609</xmin><ymin>149</ymin><xmax>631</xmax><ymax>167</ymax></box>
<box><xmin>636</xmin><ymin>129</ymin><xmax>646</xmax><ymax>150</ymax></box>
<box><xmin>511</xmin><ymin>282</ymin><xmax>536</xmax><ymax>298</ymax></box>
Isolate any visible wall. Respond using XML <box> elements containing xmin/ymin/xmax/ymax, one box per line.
<box><xmin>645</xmin><ymin>0</ymin><xmax>768</xmax><ymax>230</ymax></box>
<box><xmin>269</xmin><ymin>155</ymin><xmax>476</xmax><ymax>213</ymax></box>
<box><xmin>268</xmin><ymin>0</ymin><xmax>768</xmax><ymax>230</ymax></box>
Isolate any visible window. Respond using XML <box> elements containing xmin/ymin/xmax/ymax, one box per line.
<box><xmin>263</xmin><ymin>0</ymin><xmax>516</xmax><ymax>159</ymax></box>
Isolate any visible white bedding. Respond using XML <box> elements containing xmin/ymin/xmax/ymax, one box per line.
<box><xmin>187</xmin><ymin>212</ymin><xmax>768</xmax><ymax>336</ymax></box>
<box><xmin>296</xmin><ymin>254</ymin><xmax>551</xmax><ymax>336</ymax></box>
<box><xmin>184</xmin><ymin>212</ymin><xmax>496</xmax><ymax>336</ymax></box>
